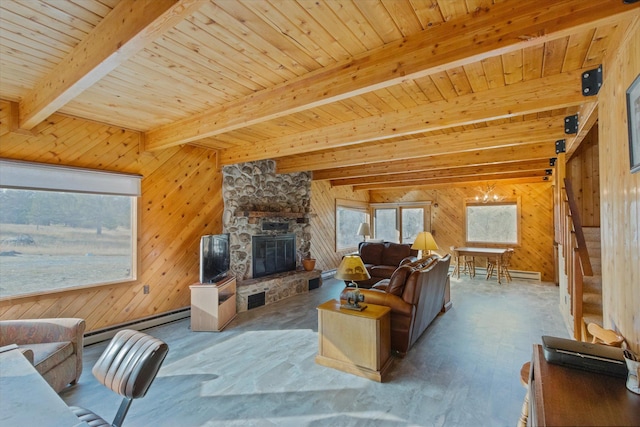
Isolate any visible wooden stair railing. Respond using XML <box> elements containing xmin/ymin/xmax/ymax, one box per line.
<box><xmin>564</xmin><ymin>178</ymin><xmax>593</xmax><ymax>276</ymax></box>
<box><xmin>563</xmin><ymin>178</ymin><xmax>594</xmax><ymax>340</ymax></box>
<box><xmin>573</xmin><ymin>249</ymin><xmax>584</xmax><ymax>340</ymax></box>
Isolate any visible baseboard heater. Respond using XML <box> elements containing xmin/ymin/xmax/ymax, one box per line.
<box><xmin>322</xmin><ymin>269</ymin><xmax>336</xmax><ymax>280</ymax></box>
<box><xmin>83</xmin><ymin>306</ymin><xmax>191</xmax><ymax>346</ymax></box>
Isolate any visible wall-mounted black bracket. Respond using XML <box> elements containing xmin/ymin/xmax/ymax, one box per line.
<box><xmin>582</xmin><ymin>65</ymin><xmax>602</xmax><ymax>96</ymax></box>
<box><xmin>549</xmin><ymin>157</ymin><xmax>557</xmax><ymax>167</ymax></box>
<box><xmin>555</xmin><ymin>139</ymin><xmax>566</xmax><ymax>154</ymax></box>
<box><xmin>545</xmin><ymin>169</ymin><xmax>553</xmax><ymax>175</ymax></box>
<box><xmin>564</xmin><ymin>115</ymin><xmax>578</xmax><ymax>134</ymax></box>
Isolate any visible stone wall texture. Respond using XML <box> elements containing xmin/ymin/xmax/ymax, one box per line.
<box><xmin>222</xmin><ymin>160</ymin><xmax>312</xmax><ymax>280</ymax></box>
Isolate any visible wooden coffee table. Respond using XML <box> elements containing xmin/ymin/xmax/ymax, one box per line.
<box><xmin>315</xmin><ymin>299</ymin><xmax>392</xmax><ymax>382</ymax></box>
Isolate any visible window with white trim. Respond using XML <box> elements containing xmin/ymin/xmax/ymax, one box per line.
<box><xmin>371</xmin><ymin>203</ymin><xmax>431</xmax><ymax>244</ymax></box>
<box><xmin>0</xmin><ymin>159</ymin><xmax>140</xmax><ymax>298</ymax></box>
<box><xmin>335</xmin><ymin>200</ymin><xmax>369</xmax><ymax>251</ymax></box>
<box><xmin>465</xmin><ymin>199</ymin><xmax>520</xmax><ymax>245</ymax></box>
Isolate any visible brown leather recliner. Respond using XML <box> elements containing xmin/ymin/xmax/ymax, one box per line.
<box><xmin>340</xmin><ymin>254</ymin><xmax>452</xmax><ymax>357</ymax></box>
<box><xmin>353</xmin><ymin>241</ymin><xmax>419</xmax><ymax>288</ymax></box>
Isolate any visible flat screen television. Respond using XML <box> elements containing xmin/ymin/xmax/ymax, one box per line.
<box><xmin>199</xmin><ymin>234</ymin><xmax>230</xmax><ymax>284</ymax></box>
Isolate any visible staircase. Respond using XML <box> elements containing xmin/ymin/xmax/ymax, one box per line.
<box><xmin>581</xmin><ymin>226</ymin><xmax>603</xmax><ymax>338</ymax></box>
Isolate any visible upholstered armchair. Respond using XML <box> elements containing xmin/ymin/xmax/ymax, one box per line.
<box><xmin>0</xmin><ymin>318</ymin><xmax>85</xmax><ymax>392</ymax></box>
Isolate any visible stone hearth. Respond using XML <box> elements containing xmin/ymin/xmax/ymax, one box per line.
<box><xmin>236</xmin><ymin>269</ymin><xmax>322</xmax><ymax>313</ymax></box>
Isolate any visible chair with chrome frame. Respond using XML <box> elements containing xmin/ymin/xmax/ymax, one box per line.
<box><xmin>71</xmin><ymin>329</ymin><xmax>169</xmax><ymax>427</ymax></box>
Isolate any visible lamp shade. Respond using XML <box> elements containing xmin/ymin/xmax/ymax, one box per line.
<box><xmin>334</xmin><ymin>255</ymin><xmax>371</xmax><ymax>281</ymax></box>
<box><xmin>356</xmin><ymin>222</ymin><xmax>371</xmax><ymax>237</ymax></box>
<box><xmin>411</xmin><ymin>231</ymin><xmax>438</xmax><ymax>251</ymax></box>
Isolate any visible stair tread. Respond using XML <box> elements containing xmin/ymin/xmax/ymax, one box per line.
<box><xmin>583</xmin><ymin>292</ymin><xmax>602</xmax><ymax>302</ymax></box>
<box><xmin>583</xmin><ymin>313</ymin><xmax>603</xmax><ymax>326</ymax></box>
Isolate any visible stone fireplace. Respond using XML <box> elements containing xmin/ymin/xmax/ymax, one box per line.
<box><xmin>222</xmin><ymin>160</ymin><xmax>312</xmax><ymax>281</ymax></box>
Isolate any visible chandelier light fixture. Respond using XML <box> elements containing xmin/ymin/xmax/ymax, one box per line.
<box><xmin>475</xmin><ymin>184</ymin><xmax>503</xmax><ymax>203</ymax></box>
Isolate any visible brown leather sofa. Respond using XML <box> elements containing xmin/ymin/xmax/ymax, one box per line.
<box><xmin>0</xmin><ymin>318</ymin><xmax>85</xmax><ymax>392</ymax></box>
<box><xmin>353</xmin><ymin>241</ymin><xmax>419</xmax><ymax>288</ymax></box>
<box><xmin>340</xmin><ymin>254</ymin><xmax>451</xmax><ymax>356</ymax></box>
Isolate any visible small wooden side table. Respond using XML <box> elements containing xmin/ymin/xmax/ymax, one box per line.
<box><xmin>315</xmin><ymin>299</ymin><xmax>392</xmax><ymax>382</ymax></box>
<box><xmin>190</xmin><ymin>276</ymin><xmax>236</xmax><ymax>332</ymax></box>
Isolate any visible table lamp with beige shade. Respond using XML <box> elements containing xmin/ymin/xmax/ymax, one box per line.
<box><xmin>411</xmin><ymin>231</ymin><xmax>438</xmax><ymax>257</ymax></box>
<box><xmin>356</xmin><ymin>222</ymin><xmax>371</xmax><ymax>242</ymax></box>
<box><xmin>335</xmin><ymin>254</ymin><xmax>371</xmax><ymax>311</ymax></box>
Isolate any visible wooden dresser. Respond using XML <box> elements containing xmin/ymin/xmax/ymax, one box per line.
<box><xmin>529</xmin><ymin>344</ymin><xmax>640</xmax><ymax>426</ymax></box>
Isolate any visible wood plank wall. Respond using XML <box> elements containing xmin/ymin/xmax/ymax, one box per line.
<box><xmin>309</xmin><ymin>180</ymin><xmax>369</xmax><ymax>271</ymax></box>
<box><xmin>598</xmin><ymin>18</ymin><xmax>640</xmax><ymax>354</ymax></box>
<box><xmin>0</xmin><ymin>101</ymin><xmax>224</xmax><ymax>332</ymax></box>
<box><xmin>310</xmin><ymin>179</ymin><xmax>555</xmax><ymax>283</ymax></box>
<box><xmin>369</xmin><ymin>183</ymin><xmax>555</xmax><ymax>282</ymax></box>
<box><xmin>567</xmin><ymin>125</ymin><xmax>600</xmax><ymax>227</ymax></box>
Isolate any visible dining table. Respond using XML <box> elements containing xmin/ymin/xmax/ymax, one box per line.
<box><xmin>453</xmin><ymin>247</ymin><xmax>508</xmax><ymax>284</ymax></box>
<box><xmin>0</xmin><ymin>346</ymin><xmax>89</xmax><ymax>427</ymax></box>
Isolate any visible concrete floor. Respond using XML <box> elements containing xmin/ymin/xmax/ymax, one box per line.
<box><xmin>60</xmin><ymin>274</ymin><xmax>569</xmax><ymax>427</ymax></box>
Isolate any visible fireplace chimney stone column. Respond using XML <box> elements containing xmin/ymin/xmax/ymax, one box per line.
<box><xmin>222</xmin><ymin>160</ymin><xmax>312</xmax><ymax>280</ymax></box>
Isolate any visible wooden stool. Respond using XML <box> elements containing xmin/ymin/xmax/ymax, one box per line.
<box><xmin>517</xmin><ymin>362</ymin><xmax>531</xmax><ymax>427</ymax></box>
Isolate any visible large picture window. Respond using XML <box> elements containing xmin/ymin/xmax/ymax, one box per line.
<box><xmin>465</xmin><ymin>200</ymin><xmax>520</xmax><ymax>245</ymax></box>
<box><xmin>0</xmin><ymin>160</ymin><xmax>140</xmax><ymax>298</ymax></box>
<box><xmin>335</xmin><ymin>200</ymin><xmax>369</xmax><ymax>251</ymax></box>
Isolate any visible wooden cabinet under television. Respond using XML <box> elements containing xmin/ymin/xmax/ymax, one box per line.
<box><xmin>189</xmin><ymin>276</ymin><xmax>236</xmax><ymax>332</ymax></box>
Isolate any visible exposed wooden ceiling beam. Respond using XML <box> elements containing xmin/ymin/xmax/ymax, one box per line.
<box><xmin>352</xmin><ymin>170</ymin><xmax>548</xmax><ymax>191</ymax></box>
<box><xmin>330</xmin><ymin>159</ymin><xmax>551</xmax><ymax>187</ymax></box>
<box><xmin>566</xmin><ymin>101</ymin><xmax>599</xmax><ymax>158</ymax></box>
<box><xmin>277</xmin><ymin>117</ymin><xmax>563</xmax><ymax>173</ymax></box>
<box><xmin>367</xmin><ymin>177</ymin><xmax>550</xmax><ymax>193</ymax></box>
<box><xmin>313</xmin><ymin>142</ymin><xmax>556</xmax><ymax>181</ymax></box>
<box><xmin>144</xmin><ymin>0</ymin><xmax>638</xmax><ymax>151</ymax></box>
<box><xmin>18</xmin><ymin>0</ymin><xmax>203</xmax><ymax>130</ymax></box>
<box><xmin>219</xmin><ymin>69</ymin><xmax>585</xmax><ymax>165</ymax></box>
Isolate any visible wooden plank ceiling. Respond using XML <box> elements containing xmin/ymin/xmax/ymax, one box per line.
<box><xmin>1</xmin><ymin>0</ymin><xmax>639</xmax><ymax>189</ymax></box>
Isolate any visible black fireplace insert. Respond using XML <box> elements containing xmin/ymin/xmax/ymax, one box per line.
<box><xmin>252</xmin><ymin>234</ymin><xmax>296</xmax><ymax>278</ymax></box>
